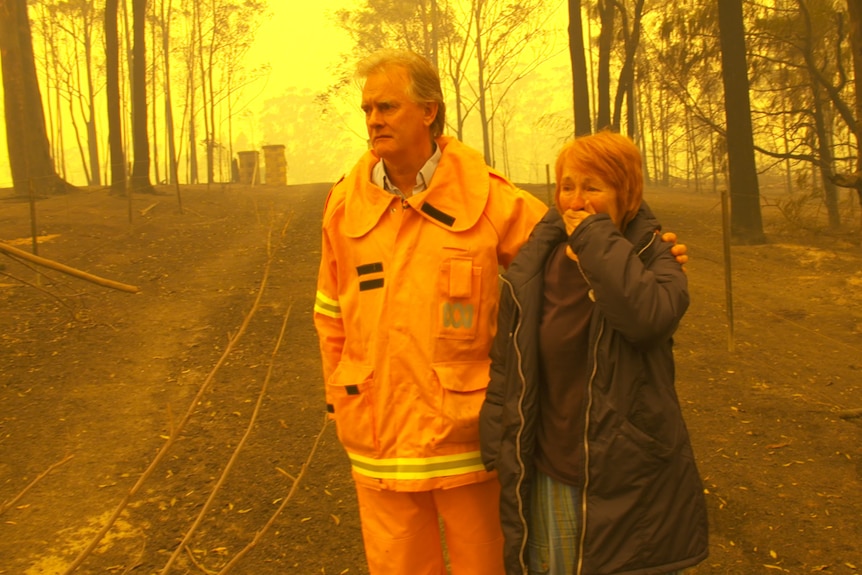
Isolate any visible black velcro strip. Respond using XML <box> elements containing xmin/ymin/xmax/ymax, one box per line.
<box><xmin>326</xmin><ymin>403</ymin><xmax>335</xmax><ymax>413</ymax></box>
<box><xmin>359</xmin><ymin>278</ymin><xmax>384</xmax><ymax>291</ymax></box>
<box><xmin>345</xmin><ymin>385</ymin><xmax>360</xmax><ymax>395</ymax></box>
<box><xmin>357</xmin><ymin>262</ymin><xmax>384</xmax><ymax>275</ymax></box>
<box><xmin>421</xmin><ymin>202</ymin><xmax>456</xmax><ymax>227</ymax></box>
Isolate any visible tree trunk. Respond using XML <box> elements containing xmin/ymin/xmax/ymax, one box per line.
<box><xmin>612</xmin><ymin>0</ymin><xmax>644</xmax><ymax>136</ymax></box>
<box><xmin>130</xmin><ymin>0</ymin><xmax>153</xmax><ymax>194</ymax></box>
<box><xmin>207</xmin><ymin>46</ymin><xmax>216</xmax><ymax>185</ymax></box>
<box><xmin>51</xmin><ymin>31</ymin><xmax>67</xmax><ymax>181</ymax></box>
<box><xmin>475</xmin><ymin>0</ymin><xmax>491</xmax><ymax>165</ymax></box>
<box><xmin>81</xmin><ymin>10</ymin><xmax>101</xmax><ymax>187</ymax></box>
<box><xmin>430</xmin><ymin>0</ymin><xmax>439</xmax><ymax>69</ymax></box>
<box><xmin>122</xmin><ymin>0</ymin><xmax>133</xmax><ymax>170</ymax></box>
<box><xmin>717</xmin><ymin>0</ymin><xmax>766</xmax><ymax>244</ymax></box>
<box><xmin>150</xmin><ymin>7</ymin><xmax>160</xmax><ymax>186</ymax></box>
<box><xmin>194</xmin><ymin>1</ymin><xmax>213</xmax><ymax>185</ymax></box>
<box><xmin>811</xmin><ymin>84</ymin><xmax>841</xmax><ymax>229</ymax></box>
<box><xmin>844</xmin><ymin>0</ymin><xmax>862</xmax><ymax>209</ymax></box>
<box><xmin>186</xmin><ymin>12</ymin><xmax>199</xmax><ymax>185</ymax></box>
<box><xmin>105</xmin><ymin>0</ymin><xmax>126</xmax><ymax>195</ymax></box>
<box><xmin>161</xmin><ymin>0</ymin><xmax>179</xmax><ymax>191</ymax></box>
<box><xmin>643</xmin><ymin>62</ymin><xmax>658</xmax><ymax>185</ymax></box>
<box><xmin>0</xmin><ymin>0</ymin><xmax>68</xmax><ymax>197</ymax></box>
<box><xmin>568</xmin><ymin>0</ymin><xmax>591</xmax><ymax>136</ymax></box>
<box><xmin>596</xmin><ymin>0</ymin><xmax>614</xmax><ymax>131</ymax></box>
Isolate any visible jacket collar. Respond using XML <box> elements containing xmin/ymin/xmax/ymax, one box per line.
<box><xmin>372</xmin><ymin>142</ymin><xmax>442</xmax><ymax>194</ymax></box>
<box><xmin>502</xmin><ymin>208</ymin><xmax>567</xmax><ymax>289</ymax></box>
<box><xmin>503</xmin><ymin>202</ymin><xmax>661</xmax><ymax>289</ymax></box>
<box><xmin>342</xmin><ymin>136</ymin><xmax>491</xmax><ymax>237</ymax></box>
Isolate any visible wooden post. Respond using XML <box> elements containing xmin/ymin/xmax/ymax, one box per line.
<box><xmin>721</xmin><ymin>188</ymin><xmax>734</xmax><ymax>352</ymax></box>
<box><xmin>28</xmin><ymin>177</ymin><xmax>38</xmax><ymax>256</ymax></box>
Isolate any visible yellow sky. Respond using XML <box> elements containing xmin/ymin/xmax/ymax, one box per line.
<box><xmin>247</xmin><ymin>1</ymin><xmax>353</xmax><ymax>94</ymax></box>
<box><xmin>0</xmin><ymin>2</ymin><xmax>356</xmax><ymax>187</ymax></box>
<box><xmin>0</xmin><ymin>1</ymin><xmax>571</xmax><ymax>187</ymax></box>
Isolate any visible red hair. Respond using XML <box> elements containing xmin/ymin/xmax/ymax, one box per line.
<box><xmin>555</xmin><ymin>131</ymin><xmax>643</xmax><ymax>230</ymax></box>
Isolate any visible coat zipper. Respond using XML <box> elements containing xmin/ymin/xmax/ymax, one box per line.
<box><xmin>576</xmin><ymin>317</ymin><xmax>603</xmax><ymax>575</ymax></box>
<box><xmin>574</xmin><ymin>230</ymin><xmax>657</xmax><ymax>575</ymax></box>
<box><xmin>501</xmin><ymin>275</ymin><xmax>531</xmax><ymax>575</ymax></box>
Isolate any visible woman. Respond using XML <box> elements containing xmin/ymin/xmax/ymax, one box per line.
<box><xmin>479</xmin><ymin>131</ymin><xmax>708</xmax><ymax>575</ymax></box>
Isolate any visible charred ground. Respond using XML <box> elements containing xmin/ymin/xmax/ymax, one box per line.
<box><xmin>1</xmin><ymin>182</ymin><xmax>861</xmax><ymax>574</ymax></box>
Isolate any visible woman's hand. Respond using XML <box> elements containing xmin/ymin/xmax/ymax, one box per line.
<box><xmin>562</xmin><ymin>199</ymin><xmax>596</xmax><ymax>235</ymax></box>
<box><xmin>562</xmin><ymin>201</ymin><xmax>596</xmax><ymax>262</ymax></box>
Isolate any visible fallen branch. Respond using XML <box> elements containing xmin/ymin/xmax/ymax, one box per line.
<box><xmin>184</xmin><ymin>546</ymin><xmax>218</xmax><ymax>575</ymax></box>
<box><xmin>158</xmin><ymin>302</ymin><xmax>294</xmax><ymax>575</ymax></box>
<box><xmin>59</xmin><ymin>221</ymin><xmax>283</xmax><ymax>575</ymax></box>
<box><xmin>215</xmin><ymin>416</ymin><xmax>330</xmax><ymax>575</ymax></box>
<box><xmin>140</xmin><ymin>202</ymin><xmax>159</xmax><ymax>216</ymax></box>
<box><xmin>0</xmin><ymin>241</ymin><xmax>139</xmax><ymax>293</ymax></box>
<box><xmin>0</xmin><ymin>271</ymin><xmax>78</xmax><ymax>316</ymax></box>
<box><xmin>0</xmin><ymin>454</ymin><xmax>74</xmax><ymax>516</ymax></box>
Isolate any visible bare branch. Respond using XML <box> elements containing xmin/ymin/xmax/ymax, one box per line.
<box><xmin>0</xmin><ymin>242</ymin><xmax>140</xmax><ymax>294</ymax></box>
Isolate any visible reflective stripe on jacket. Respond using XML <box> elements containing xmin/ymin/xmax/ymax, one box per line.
<box><xmin>314</xmin><ymin>136</ymin><xmax>547</xmax><ymax>491</ymax></box>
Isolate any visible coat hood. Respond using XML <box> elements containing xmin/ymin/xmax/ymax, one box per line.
<box><xmin>340</xmin><ymin>136</ymin><xmax>496</xmax><ymax>237</ymax></box>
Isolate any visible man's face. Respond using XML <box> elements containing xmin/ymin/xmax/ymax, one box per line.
<box><xmin>361</xmin><ymin>66</ymin><xmax>436</xmax><ymax>166</ymax></box>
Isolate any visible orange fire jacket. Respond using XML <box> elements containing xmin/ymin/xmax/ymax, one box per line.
<box><xmin>313</xmin><ymin>136</ymin><xmax>547</xmax><ymax>491</ymax></box>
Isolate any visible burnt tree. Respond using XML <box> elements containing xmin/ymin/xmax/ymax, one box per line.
<box><xmin>717</xmin><ymin>0</ymin><xmax>766</xmax><ymax>244</ymax></box>
<box><xmin>0</xmin><ymin>0</ymin><xmax>70</xmax><ymax>197</ymax></box>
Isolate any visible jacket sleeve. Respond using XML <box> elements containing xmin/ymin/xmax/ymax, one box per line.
<box><xmin>479</xmin><ymin>279</ymin><xmax>515</xmax><ymax>470</ymax></box>
<box><xmin>313</xmin><ymin>196</ymin><xmax>345</xmax><ymax>416</ymax></box>
<box><xmin>568</xmin><ymin>213</ymin><xmax>689</xmax><ymax>347</ymax></box>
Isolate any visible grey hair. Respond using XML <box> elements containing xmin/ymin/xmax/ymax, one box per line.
<box><xmin>356</xmin><ymin>49</ymin><xmax>446</xmax><ymax>138</ymax></box>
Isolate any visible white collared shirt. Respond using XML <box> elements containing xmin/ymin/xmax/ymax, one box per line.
<box><xmin>371</xmin><ymin>143</ymin><xmax>442</xmax><ymax>199</ymax></box>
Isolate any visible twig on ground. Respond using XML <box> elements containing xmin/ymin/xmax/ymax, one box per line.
<box><xmin>0</xmin><ymin>454</ymin><xmax>74</xmax><ymax>516</ymax></box>
<box><xmin>184</xmin><ymin>546</ymin><xmax>219</xmax><ymax>575</ymax></box>
<box><xmin>215</xmin><ymin>416</ymin><xmax>330</xmax><ymax>575</ymax></box>
<box><xmin>0</xmin><ymin>270</ymin><xmax>78</xmax><ymax>316</ymax></box>
<box><xmin>59</xmin><ymin>219</ymin><xmax>284</xmax><ymax>575</ymax></box>
<box><xmin>158</xmin><ymin>302</ymin><xmax>293</xmax><ymax>574</ymax></box>
<box><xmin>140</xmin><ymin>202</ymin><xmax>159</xmax><ymax>216</ymax></box>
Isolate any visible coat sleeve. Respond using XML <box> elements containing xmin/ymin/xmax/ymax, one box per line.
<box><xmin>479</xmin><ymin>279</ymin><xmax>515</xmax><ymax>470</ymax></box>
<box><xmin>568</xmin><ymin>213</ymin><xmax>689</xmax><ymax>347</ymax></box>
<box><xmin>313</xmin><ymin>194</ymin><xmax>346</xmax><ymax>416</ymax></box>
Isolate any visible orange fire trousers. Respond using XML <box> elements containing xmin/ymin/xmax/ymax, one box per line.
<box><xmin>354</xmin><ymin>478</ymin><xmax>505</xmax><ymax>575</ymax></box>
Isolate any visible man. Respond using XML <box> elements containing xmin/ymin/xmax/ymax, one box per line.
<box><xmin>313</xmin><ymin>49</ymin><xmax>686</xmax><ymax>575</ymax></box>
<box><xmin>313</xmin><ymin>48</ymin><xmax>545</xmax><ymax>575</ymax></box>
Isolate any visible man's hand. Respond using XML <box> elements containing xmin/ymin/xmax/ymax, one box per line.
<box><xmin>662</xmin><ymin>232</ymin><xmax>688</xmax><ymax>268</ymax></box>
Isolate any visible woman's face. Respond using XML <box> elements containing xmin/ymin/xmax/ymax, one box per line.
<box><xmin>556</xmin><ymin>164</ymin><xmax>622</xmax><ymax>228</ymax></box>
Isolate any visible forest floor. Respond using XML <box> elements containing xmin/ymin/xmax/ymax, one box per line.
<box><xmin>0</xmin><ymin>181</ymin><xmax>861</xmax><ymax>575</ymax></box>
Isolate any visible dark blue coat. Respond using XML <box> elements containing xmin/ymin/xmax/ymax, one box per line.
<box><xmin>479</xmin><ymin>203</ymin><xmax>708</xmax><ymax>575</ymax></box>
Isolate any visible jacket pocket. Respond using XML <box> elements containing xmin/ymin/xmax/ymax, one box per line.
<box><xmin>617</xmin><ymin>418</ymin><xmax>675</xmax><ymax>461</ymax></box>
<box><xmin>326</xmin><ymin>362</ymin><xmax>378</xmax><ymax>455</ymax></box>
<box><xmin>432</xmin><ymin>360</ymin><xmax>490</xmax><ymax>444</ymax></box>
<box><xmin>436</xmin><ymin>257</ymin><xmax>482</xmax><ymax>341</ymax></box>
